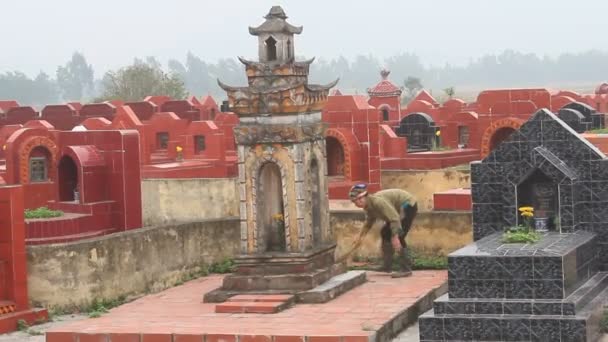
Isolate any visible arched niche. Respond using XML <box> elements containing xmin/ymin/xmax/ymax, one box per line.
<box><xmin>256</xmin><ymin>162</ymin><xmax>285</xmax><ymax>252</ymax></box>
<box><xmin>325</xmin><ymin>137</ymin><xmax>345</xmax><ymax>177</ymax></box>
<box><xmin>58</xmin><ymin>155</ymin><xmax>78</xmax><ymax>202</ymax></box>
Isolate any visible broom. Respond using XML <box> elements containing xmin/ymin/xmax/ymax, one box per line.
<box><xmin>335</xmin><ymin>237</ymin><xmax>363</xmax><ymax>264</ymax></box>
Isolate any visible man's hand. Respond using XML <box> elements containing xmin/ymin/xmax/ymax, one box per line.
<box><xmin>391</xmin><ymin>235</ymin><xmax>401</xmax><ymax>250</ymax></box>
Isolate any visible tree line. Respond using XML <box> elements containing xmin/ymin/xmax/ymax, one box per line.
<box><xmin>1</xmin><ymin>49</ymin><xmax>608</xmax><ymax>107</ymax></box>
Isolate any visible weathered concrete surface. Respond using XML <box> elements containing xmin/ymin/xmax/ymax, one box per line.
<box><xmin>332</xmin><ymin>210</ymin><xmax>472</xmax><ymax>260</ymax></box>
<box><xmin>25</xmin><ymin>211</ymin><xmax>470</xmax><ymax>310</ymax></box>
<box><xmin>26</xmin><ymin>218</ymin><xmax>239</xmax><ymax>309</ymax></box>
<box><xmin>381</xmin><ymin>167</ymin><xmax>471</xmax><ymax>212</ymax></box>
<box><xmin>141</xmin><ymin>178</ymin><xmax>239</xmax><ymax>226</ymax></box>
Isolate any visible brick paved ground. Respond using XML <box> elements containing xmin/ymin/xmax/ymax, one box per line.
<box><xmin>45</xmin><ymin>271</ymin><xmax>447</xmax><ymax>342</ymax></box>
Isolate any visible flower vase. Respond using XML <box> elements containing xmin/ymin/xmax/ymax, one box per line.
<box><xmin>534</xmin><ymin>217</ymin><xmax>549</xmax><ymax>232</ymax></box>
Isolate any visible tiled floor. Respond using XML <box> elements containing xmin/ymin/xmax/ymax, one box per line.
<box><xmin>46</xmin><ymin>271</ymin><xmax>447</xmax><ymax>342</ymax></box>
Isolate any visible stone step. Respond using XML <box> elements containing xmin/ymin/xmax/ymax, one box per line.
<box><xmin>220</xmin><ymin>262</ymin><xmax>347</xmax><ymax>293</ymax></box>
<box><xmin>420</xmin><ymin>281</ymin><xmax>608</xmax><ymax>341</ymax></box>
<box><xmin>214</xmin><ymin>294</ymin><xmax>295</xmax><ymax>314</ymax></box>
<box><xmin>433</xmin><ymin>272</ymin><xmax>608</xmax><ymax>316</ymax></box>
<box><xmin>296</xmin><ymin>270</ymin><xmax>366</xmax><ymax>303</ymax></box>
<box><xmin>221</xmin><ymin>267</ymin><xmax>335</xmax><ymax>292</ymax></box>
<box><xmin>228</xmin><ymin>294</ymin><xmax>294</xmax><ymax>303</ymax></box>
<box><xmin>567</xmin><ymin>271</ymin><xmax>608</xmax><ymax>312</ymax></box>
<box><xmin>420</xmin><ymin>311</ymin><xmax>588</xmax><ymax>341</ymax></box>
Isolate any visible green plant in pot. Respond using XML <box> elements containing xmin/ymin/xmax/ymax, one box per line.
<box><xmin>502</xmin><ymin>206</ymin><xmax>541</xmax><ymax>243</ymax></box>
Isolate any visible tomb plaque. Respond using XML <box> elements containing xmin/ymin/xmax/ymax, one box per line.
<box><xmin>533</xmin><ymin>182</ymin><xmax>557</xmax><ymax>219</ymax></box>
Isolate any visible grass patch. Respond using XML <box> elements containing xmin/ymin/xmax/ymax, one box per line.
<box><xmin>502</xmin><ymin>226</ymin><xmax>540</xmax><ymax>244</ymax></box>
<box><xmin>24</xmin><ymin>207</ymin><xmax>63</xmax><ymax>219</ymax></box>
<box><xmin>15</xmin><ymin>319</ymin><xmax>43</xmax><ymax>335</ymax></box>
<box><xmin>587</xmin><ymin>128</ymin><xmax>608</xmax><ymax>134</ymax></box>
<box><xmin>175</xmin><ymin>258</ymin><xmax>235</xmax><ymax>286</ymax></box>
<box><xmin>16</xmin><ymin>319</ymin><xmax>28</xmax><ymax>331</ymax></box>
<box><xmin>348</xmin><ymin>251</ymin><xmax>448</xmax><ymax>271</ymax></box>
<box><xmin>412</xmin><ymin>254</ymin><xmax>448</xmax><ymax>270</ymax></box>
<box><xmin>86</xmin><ymin>296</ymin><xmax>127</xmax><ymax>318</ymax></box>
<box><xmin>208</xmin><ymin>259</ymin><xmax>235</xmax><ymax>274</ymax></box>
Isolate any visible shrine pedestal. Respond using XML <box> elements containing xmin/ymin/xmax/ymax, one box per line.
<box><xmin>203</xmin><ymin>244</ymin><xmax>366</xmax><ymax>303</ymax></box>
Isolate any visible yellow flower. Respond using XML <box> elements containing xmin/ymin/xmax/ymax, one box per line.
<box><xmin>435</xmin><ymin>130</ymin><xmax>441</xmax><ymax>137</ymax></box>
<box><xmin>176</xmin><ymin>146</ymin><xmax>183</xmax><ymax>153</ymax></box>
<box><xmin>521</xmin><ymin>211</ymin><xmax>534</xmax><ymax>217</ymax></box>
<box><xmin>518</xmin><ymin>206</ymin><xmax>534</xmax><ymax>213</ymax></box>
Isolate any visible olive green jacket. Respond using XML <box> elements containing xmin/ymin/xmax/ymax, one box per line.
<box><xmin>361</xmin><ymin>189</ymin><xmax>417</xmax><ymax>236</ymax></box>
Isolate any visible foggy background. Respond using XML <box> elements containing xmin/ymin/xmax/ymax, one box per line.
<box><xmin>2</xmin><ymin>0</ymin><xmax>608</xmax><ymax>106</ymax></box>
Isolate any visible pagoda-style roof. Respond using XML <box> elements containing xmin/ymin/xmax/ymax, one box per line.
<box><xmin>237</xmin><ymin>56</ymin><xmax>315</xmax><ymax>68</ymax></box>
<box><xmin>249</xmin><ymin>6</ymin><xmax>303</xmax><ymax>35</ymax></box>
<box><xmin>367</xmin><ymin>69</ymin><xmax>402</xmax><ymax>97</ymax></box>
<box><xmin>306</xmin><ymin>80</ymin><xmax>340</xmax><ymax>92</ymax></box>
<box><xmin>217</xmin><ymin>78</ymin><xmax>338</xmax><ymax>95</ymax></box>
<box><xmin>219</xmin><ymin>6</ymin><xmax>338</xmax><ymax>115</ymax></box>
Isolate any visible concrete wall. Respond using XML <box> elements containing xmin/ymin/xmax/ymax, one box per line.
<box><xmin>331</xmin><ymin>210</ymin><xmax>472</xmax><ymax>259</ymax></box>
<box><xmin>141</xmin><ymin>178</ymin><xmax>239</xmax><ymax>226</ymax></box>
<box><xmin>140</xmin><ymin>168</ymin><xmax>471</xmax><ymax>226</ymax></box>
<box><xmin>381</xmin><ymin>168</ymin><xmax>471</xmax><ymax>212</ymax></box>
<box><xmin>26</xmin><ymin>211</ymin><xmax>471</xmax><ymax>309</ymax></box>
<box><xmin>27</xmin><ymin>218</ymin><xmax>239</xmax><ymax>309</ymax></box>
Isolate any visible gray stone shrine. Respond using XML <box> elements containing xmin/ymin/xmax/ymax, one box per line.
<box><xmin>419</xmin><ymin>109</ymin><xmax>608</xmax><ymax>341</ymax></box>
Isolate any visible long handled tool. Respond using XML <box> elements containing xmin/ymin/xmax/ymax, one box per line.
<box><xmin>335</xmin><ymin>238</ymin><xmax>363</xmax><ymax>264</ymax></box>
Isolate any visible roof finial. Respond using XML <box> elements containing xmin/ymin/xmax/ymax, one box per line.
<box><xmin>265</xmin><ymin>6</ymin><xmax>288</xmax><ymax>19</ymax></box>
<box><xmin>380</xmin><ymin>69</ymin><xmax>390</xmax><ymax>80</ymax></box>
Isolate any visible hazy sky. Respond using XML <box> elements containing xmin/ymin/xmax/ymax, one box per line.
<box><xmin>2</xmin><ymin>0</ymin><xmax>608</xmax><ymax>77</ymax></box>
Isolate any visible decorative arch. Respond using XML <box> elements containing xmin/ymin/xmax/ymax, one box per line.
<box><xmin>265</xmin><ymin>36</ymin><xmax>277</xmax><ymax>61</ymax></box>
<box><xmin>325</xmin><ymin>137</ymin><xmax>345</xmax><ymax>176</ymax></box>
<box><xmin>325</xmin><ymin>128</ymin><xmax>358</xmax><ymax>180</ymax></box>
<box><xmin>249</xmin><ymin>149</ymin><xmax>291</xmax><ymax>253</ymax></box>
<box><xmin>480</xmin><ymin>118</ymin><xmax>524</xmax><ymax>158</ymax></box>
<box><xmin>378</xmin><ymin>104</ymin><xmax>391</xmax><ymax>121</ymax></box>
<box><xmin>18</xmin><ymin>136</ymin><xmax>59</xmax><ymax>184</ymax></box>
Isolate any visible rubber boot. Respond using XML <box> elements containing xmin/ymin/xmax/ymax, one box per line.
<box><xmin>391</xmin><ymin>248</ymin><xmax>413</xmax><ymax>278</ymax></box>
<box><xmin>370</xmin><ymin>242</ymin><xmax>394</xmax><ymax>273</ymax></box>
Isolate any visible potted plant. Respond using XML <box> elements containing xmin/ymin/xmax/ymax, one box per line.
<box><xmin>502</xmin><ymin>206</ymin><xmax>541</xmax><ymax>243</ymax></box>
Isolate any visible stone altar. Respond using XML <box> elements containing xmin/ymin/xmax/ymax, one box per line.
<box><xmin>204</xmin><ymin>6</ymin><xmax>364</xmax><ymax>305</ymax></box>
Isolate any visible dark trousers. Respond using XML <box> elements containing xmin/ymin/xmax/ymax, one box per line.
<box><xmin>380</xmin><ymin>203</ymin><xmax>418</xmax><ymax>271</ymax></box>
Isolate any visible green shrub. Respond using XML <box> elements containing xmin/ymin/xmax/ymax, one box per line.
<box><xmin>16</xmin><ymin>319</ymin><xmax>28</xmax><ymax>331</ymax></box>
<box><xmin>86</xmin><ymin>296</ymin><xmax>127</xmax><ymax>318</ymax></box>
<box><xmin>24</xmin><ymin>207</ymin><xmax>63</xmax><ymax>219</ymax></box>
<box><xmin>208</xmin><ymin>259</ymin><xmax>235</xmax><ymax>274</ymax></box>
<box><xmin>502</xmin><ymin>226</ymin><xmax>540</xmax><ymax>244</ymax></box>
